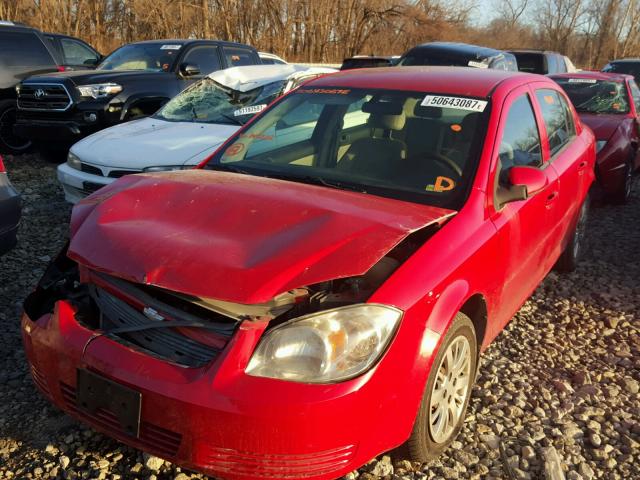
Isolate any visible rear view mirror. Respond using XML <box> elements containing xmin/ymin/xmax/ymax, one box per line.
<box><xmin>179</xmin><ymin>63</ymin><xmax>200</xmax><ymax>77</ymax></box>
<box><xmin>496</xmin><ymin>165</ymin><xmax>548</xmax><ymax>207</ymax></box>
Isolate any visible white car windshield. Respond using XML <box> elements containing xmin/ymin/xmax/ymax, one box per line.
<box><xmin>205</xmin><ymin>87</ymin><xmax>490</xmax><ymax>209</ymax></box>
<box><xmin>155</xmin><ymin>78</ymin><xmax>285</xmax><ymax>125</ymax></box>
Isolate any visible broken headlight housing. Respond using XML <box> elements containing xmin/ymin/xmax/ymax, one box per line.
<box><xmin>246</xmin><ymin>304</ymin><xmax>402</xmax><ymax>383</ymax></box>
<box><xmin>67</xmin><ymin>151</ymin><xmax>82</xmax><ymax>170</ymax></box>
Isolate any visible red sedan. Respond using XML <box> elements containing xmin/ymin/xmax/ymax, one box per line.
<box><xmin>22</xmin><ymin>68</ymin><xmax>594</xmax><ymax>480</ymax></box>
<box><xmin>551</xmin><ymin>72</ymin><xmax>640</xmax><ymax>203</ymax></box>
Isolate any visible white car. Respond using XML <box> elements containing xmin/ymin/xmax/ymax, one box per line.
<box><xmin>58</xmin><ymin>64</ymin><xmax>335</xmax><ymax>203</ymax></box>
<box><xmin>259</xmin><ymin>51</ymin><xmax>287</xmax><ymax>65</ymax></box>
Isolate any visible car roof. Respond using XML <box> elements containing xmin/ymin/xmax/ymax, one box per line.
<box><xmin>0</xmin><ymin>21</ymin><xmax>39</xmax><ymax>33</ymax></box>
<box><xmin>208</xmin><ymin>64</ymin><xmax>336</xmax><ymax>92</ymax></box>
<box><xmin>550</xmin><ymin>71</ymin><xmax>632</xmax><ymax>82</ymax></box>
<box><xmin>130</xmin><ymin>39</ymin><xmax>254</xmax><ymax>49</ymax></box>
<box><xmin>305</xmin><ymin>66</ymin><xmax>539</xmax><ymax>98</ymax></box>
<box><xmin>508</xmin><ymin>49</ymin><xmax>561</xmax><ymax>55</ymax></box>
<box><xmin>608</xmin><ymin>58</ymin><xmax>640</xmax><ymax>63</ymax></box>
<box><xmin>406</xmin><ymin>42</ymin><xmax>505</xmax><ymax>60</ymax></box>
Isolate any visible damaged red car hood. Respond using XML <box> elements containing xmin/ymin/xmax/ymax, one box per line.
<box><xmin>69</xmin><ymin>170</ymin><xmax>455</xmax><ymax>304</ymax></box>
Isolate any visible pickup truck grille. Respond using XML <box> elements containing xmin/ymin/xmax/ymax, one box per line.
<box><xmin>18</xmin><ymin>84</ymin><xmax>72</xmax><ymax>111</ymax></box>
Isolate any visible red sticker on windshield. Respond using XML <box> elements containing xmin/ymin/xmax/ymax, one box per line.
<box><xmin>226</xmin><ymin>143</ymin><xmax>245</xmax><ymax>156</ymax></box>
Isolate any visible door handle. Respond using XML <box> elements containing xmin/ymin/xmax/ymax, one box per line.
<box><xmin>546</xmin><ymin>191</ymin><xmax>558</xmax><ymax>207</ymax></box>
<box><xmin>578</xmin><ymin>160</ymin><xmax>588</xmax><ymax>170</ymax></box>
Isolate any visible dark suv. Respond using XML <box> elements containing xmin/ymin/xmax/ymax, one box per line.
<box><xmin>603</xmin><ymin>59</ymin><xmax>640</xmax><ymax>85</ymax></box>
<box><xmin>0</xmin><ymin>21</ymin><xmax>61</xmax><ymax>153</ymax></box>
<box><xmin>15</xmin><ymin>39</ymin><xmax>261</xmax><ymax>154</ymax></box>
<box><xmin>508</xmin><ymin>49</ymin><xmax>573</xmax><ymax>75</ymax></box>
<box><xmin>398</xmin><ymin>42</ymin><xmax>518</xmax><ymax>71</ymax></box>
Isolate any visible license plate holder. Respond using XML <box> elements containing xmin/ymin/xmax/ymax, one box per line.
<box><xmin>76</xmin><ymin>369</ymin><xmax>141</xmax><ymax>437</ymax></box>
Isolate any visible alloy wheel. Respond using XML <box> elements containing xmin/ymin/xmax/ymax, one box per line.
<box><xmin>428</xmin><ymin>335</ymin><xmax>472</xmax><ymax>444</ymax></box>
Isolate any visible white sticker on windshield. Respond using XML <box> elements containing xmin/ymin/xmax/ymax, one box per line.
<box><xmin>160</xmin><ymin>44</ymin><xmax>182</xmax><ymax>50</ymax></box>
<box><xmin>468</xmin><ymin>60</ymin><xmax>489</xmax><ymax>69</ymax></box>
<box><xmin>567</xmin><ymin>78</ymin><xmax>597</xmax><ymax>84</ymax></box>
<box><xmin>233</xmin><ymin>104</ymin><xmax>267</xmax><ymax>117</ymax></box>
<box><xmin>421</xmin><ymin>95</ymin><xmax>488</xmax><ymax>112</ymax></box>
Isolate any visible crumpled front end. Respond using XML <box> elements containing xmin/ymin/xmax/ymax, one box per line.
<box><xmin>21</xmin><ymin>242</ymin><xmax>437</xmax><ymax>480</ymax></box>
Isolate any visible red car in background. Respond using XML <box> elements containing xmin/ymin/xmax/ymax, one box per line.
<box><xmin>551</xmin><ymin>72</ymin><xmax>640</xmax><ymax>203</ymax></box>
<box><xmin>22</xmin><ymin>68</ymin><xmax>594</xmax><ymax>480</ymax></box>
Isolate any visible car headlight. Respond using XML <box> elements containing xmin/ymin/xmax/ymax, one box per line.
<box><xmin>67</xmin><ymin>151</ymin><xmax>81</xmax><ymax>170</ymax></box>
<box><xmin>596</xmin><ymin>140</ymin><xmax>607</xmax><ymax>153</ymax></box>
<box><xmin>76</xmin><ymin>83</ymin><xmax>122</xmax><ymax>99</ymax></box>
<box><xmin>142</xmin><ymin>166</ymin><xmax>187</xmax><ymax>172</ymax></box>
<box><xmin>246</xmin><ymin>304</ymin><xmax>402</xmax><ymax>383</ymax></box>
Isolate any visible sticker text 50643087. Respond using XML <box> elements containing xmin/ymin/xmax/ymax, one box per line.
<box><xmin>421</xmin><ymin>95</ymin><xmax>488</xmax><ymax>112</ymax></box>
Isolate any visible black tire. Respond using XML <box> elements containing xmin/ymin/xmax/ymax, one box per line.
<box><xmin>610</xmin><ymin>160</ymin><xmax>633</xmax><ymax>205</ymax></box>
<box><xmin>0</xmin><ymin>98</ymin><xmax>32</xmax><ymax>155</ymax></box>
<box><xmin>406</xmin><ymin>312</ymin><xmax>477</xmax><ymax>462</ymax></box>
<box><xmin>556</xmin><ymin>194</ymin><xmax>589</xmax><ymax>273</ymax></box>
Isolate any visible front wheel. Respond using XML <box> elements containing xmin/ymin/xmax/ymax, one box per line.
<box><xmin>556</xmin><ymin>194</ymin><xmax>589</xmax><ymax>273</ymax></box>
<box><xmin>610</xmin><ymin>160</ymin><xmax>633</xmax><ymax>204</ymax></box>
<box><xmin>406</xmin><ymin>312</ymin><xmax>477</xmax><ymax>462</ymax></box>
<box><xmin>0</xmin><ymin>99</ymin><xmax>32</xmax><ymax>155</ymax></box>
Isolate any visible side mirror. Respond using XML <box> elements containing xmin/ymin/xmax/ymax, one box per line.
<box><xmin>83</xmin><ymin>57</ymin><xmax>99</xmax><ymax>66</ymax></box>
<box><xmin>496</xmin><ymin>165</ymin><xmax>548</xmax><ymax>207</ymax></box>
<box><xmin>179</xmin><ymin>63</ymin><xmax>200</xmax><ymax>77</ymax></box>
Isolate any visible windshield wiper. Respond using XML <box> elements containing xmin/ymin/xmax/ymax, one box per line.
<box><xmin>269</xmin><ymin>173</ymin><xmax>368</xmax><ymax>193</ymax></box>
<box><xmin>218</xmin><ymin>113</ymin><xmax>245</xmax><ymax>126</ymax></box>
<box><xmin>206</xmin><ymin>163</ymin><xmax>252</xmax><ymax>175</ymax></box>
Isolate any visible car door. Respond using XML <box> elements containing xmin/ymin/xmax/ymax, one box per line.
<box><xmin>531</xmin><ymin>85</ymin><xmax>587</xmax><ymax>259</ymax></box>
<box><xmin>59</xmin><ymin>37</ymin><xmax>101</xmax><ymax>69</ymax></box>
<box><xmin>628</xmin><ymin>80</ymin><xmax>640</xmax><ymax>169</ymax></box>
<box><xmin>487</xmin><ymin>85</ymin><xmax>560</xmax><ymax>335</ymax></box>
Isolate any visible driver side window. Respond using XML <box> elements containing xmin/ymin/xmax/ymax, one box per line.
<box><xmin>498</xmin><ymin>94</ymin><xmax>542</xmax><ymax>183</ymax></box>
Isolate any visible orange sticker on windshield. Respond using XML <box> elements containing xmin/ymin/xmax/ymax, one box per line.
<box><xmin>450</xmin><ymin>124</ymin><xmax>462</xmax><ymax>132</ymax></box>
<box><xmin>425</xmin><ymin>176</ymin><xmax>456</xmax><ymax>192</ymax></box>
<box><xmin>226</xmin><ymin>143</ymin><xmax>245</xmax><ymax>156</ymax></box>
<box><xmin>544</xmin><ymin>95</ymin><xmax>555</xmax><ymax>104</ymax></box>
<box><xmin>612</xmin><ymin>103</ymin><xmax>621</xmax><ymax>110</ymax></box>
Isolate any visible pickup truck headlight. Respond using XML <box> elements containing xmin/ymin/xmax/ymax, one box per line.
<box><xmin>596</xmin><ymin>140</ymin><xmax>607</xmax><ymax>153</ymax></box>
<box><xmin>246</xmin><ymin>304</ymin><xmax>402</xmax><ymax>383</ymax></box>
<box><xmin>76</xmin><ymin>83</ymin><xmax>122</xmax><ymax>99</ymax></box>
<box><xmin>142</xmin><ymin>166</ymin><xmax>187</xmax><ymax>172</ymax></box>
<box><xmin>67</xmin><ymin>151</ymin><xmax>81</xmax><ymax>170</ymax></box>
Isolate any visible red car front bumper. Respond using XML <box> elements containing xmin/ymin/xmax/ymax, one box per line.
<box><xmin>22</xmin><ymin>299</ymin><xmax>431</xmax><ymax>480</ymax></box>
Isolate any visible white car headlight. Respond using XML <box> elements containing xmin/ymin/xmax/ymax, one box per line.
<box><xmin>596</xmin><ymin>140</ymin><xmax>607</xmax><ymax>153</ymax></box>
<box><xmin>142</xmin><ymin>166</ymin><xmax>187</xmax><ymax>172</ymax></box>
<box><xmin>67</xmin><ymin>151</ymin><xmax>81</xmax><ymax>170</ymax></box>
<box><xmin>246</xmin><ymin>304</ymin><xmax>402</xmax><ymax>383</ymax></box>
<box><xmin>76</xmin><ymin>83</ymin><xmax>122</xmax><ymax>99</ymax></box>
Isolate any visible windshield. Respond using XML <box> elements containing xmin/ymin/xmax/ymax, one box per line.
<box><xmin>155</xmin><ymin>77</ymin><xmax>285</xmax><ymax>125</ymax></box>
<box><xmin>98</xmin><ymin>43</ymin><xmax>182</xmax><ymax>72</ymax></box>
<box><xmin>204</xmin><ymin>87</ymin><xmax>490</xmax><ymax>209</ymax></box>
<box><xmin>555</xmin><ymin>78</ymin><xmax>629</xmax><ymax>114</ymax></box>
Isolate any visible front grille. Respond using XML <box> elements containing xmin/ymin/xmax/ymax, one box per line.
<box><xmin>60</xmin><ymin>382</ymin><xmax>182</xmax><ymax>457</ymax></box>
<box><xmin>90</xmin><ymin>282</ymin><xmax>235</xmax><ymax>368</ymax></box>
<box><xmin>108</xmin><ymin>169</ymin><xmax>139</xmax><ymax>178</ymax></box>
<box><xmin>204</xmin><ymin>444</ymin><xmax>357</xmax><ymax>478</ymax></box>
<box><xmin>18</xmin><ymin>84</ymin><xmax>72</xmax><ymax>111</ymax></box>
<box><xmin>80</xmin><ymin>163</ymin><xmax>103</xmax><ymax>176</ymax></box>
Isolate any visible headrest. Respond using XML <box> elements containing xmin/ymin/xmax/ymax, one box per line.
<box><xmin>403</xmin><ymin>98</ymin><xmax>419</xmax><ymax>118</ymax></box>
<box><xmin>368</xmin><ymin>111</ymin><xmax>406</xmax><ymax>131</ymax></box>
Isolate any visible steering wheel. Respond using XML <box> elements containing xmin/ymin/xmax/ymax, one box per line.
<box><xmin>430</xmin><ymin>152</ymin><xmax>463</xmax><ymax>177</ymax></box>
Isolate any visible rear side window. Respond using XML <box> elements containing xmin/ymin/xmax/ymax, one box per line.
<box><xmin>535</xmin><ymin>89</ymin><xmax>575</xmax><ymax>156</ymax></box>
<box><xmin>0</xmin><ymin>31</ymin><xmax>55</xmax><ymax>67</ymax></box>
<box><xmin>223</xmin><ymin>47</ymin><xmax>256</xmax><ymax>67</ymax></box>
<box><xmin>60</xmin><ymin>38</ymin><xmax>99</xmax><ymax>65</ymax></box>
<box><xmin>555</xmin><ymin>54</ymin><xmax>567</xmax><ymax>73</ymax></box>
<box><xmin>629</xmin><ymin>81</ymin><xmax>640</xmax><ymax>112</ymax></box>
<box><xmin>499</xmin><ymin>94</ymin><xmax>542</xmax><ymax>174</ymax></box>
<box><xmin>546</xmin><ymin>54</ymin><xmax>559</xmax><ymax>74</ymax></box>
<box><xmin>182</xmin><ymin>45</ymin><xmax>221</xmax><ymax>74</ymax></box>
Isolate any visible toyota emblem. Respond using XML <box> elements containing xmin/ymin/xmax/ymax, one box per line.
<box><xmin>34</xmin><ymin>88</ymin><xmax>46</xmax><ymax>99</ymax></box>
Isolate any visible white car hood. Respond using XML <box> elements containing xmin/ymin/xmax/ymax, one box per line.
<box><xmin>72</xmin><ymin>117</ymin><xmax>240</xmax><ymax>169</ymax></box>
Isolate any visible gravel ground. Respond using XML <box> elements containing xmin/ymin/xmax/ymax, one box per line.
<box><xmin>0</xmin><ymin>153</ymin><xmax>638</xmax><ymax>480</ymax></box>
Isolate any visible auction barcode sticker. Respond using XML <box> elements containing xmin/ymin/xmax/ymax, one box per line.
<box><xmin>160</xmin><ymin>44</ymin><xmax>182</xmax><ymax>50</ymax></box>
<box><xmin>233</xmin><ymin>104</ymin><xmax>267</xmax><ymax>116</ymax></box>
<box><xmin>421</xmin><ymin>95</ymin><xmax>488</xmax><ymax>112</ymax></box>
<box><xmin>567</xmin><ymin>78</ymin><xmax>597</xmax><ymax>83</ymax></box>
